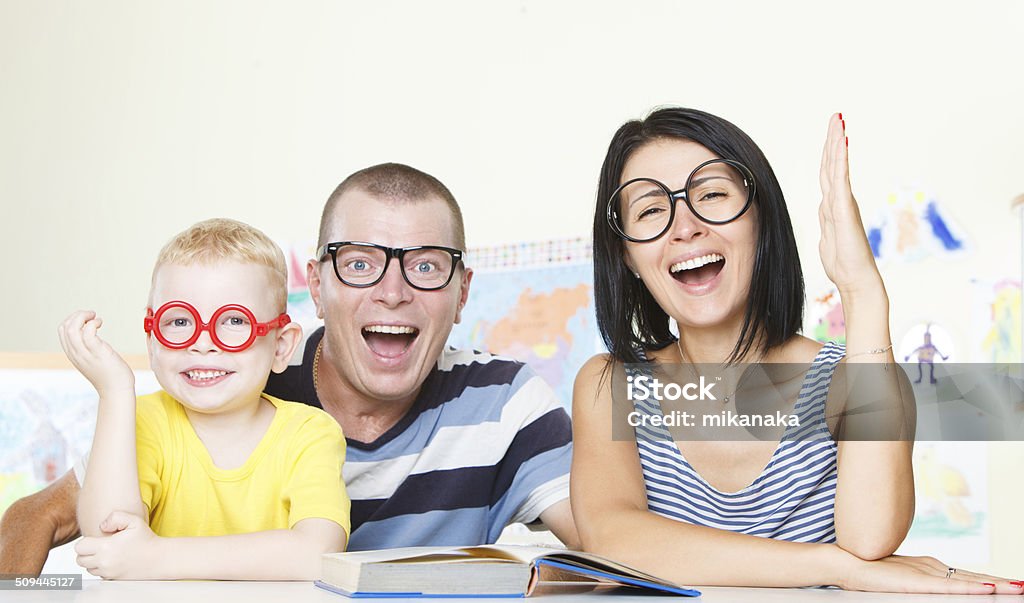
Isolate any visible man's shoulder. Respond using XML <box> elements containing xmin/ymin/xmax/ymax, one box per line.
<box><xmin>428</xmin><ymin>347</ymin><xmax>542</xmax><ymax>401</ymax></box>
<box><xmin>437</xmin><ymin>345</ymin><xmax>516</xmax><ymax>364</ymax></box>
<box><xmin>422</xmin><ymin>347</ymin><xmax>563</xmax><ymax>416</ymax></box>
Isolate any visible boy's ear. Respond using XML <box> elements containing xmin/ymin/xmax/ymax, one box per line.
<box><xmin>271</xmin><ymin>322</ymin><xmax>303</xmax><ymax>374</ymax></box>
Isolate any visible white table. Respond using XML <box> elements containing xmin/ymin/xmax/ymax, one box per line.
<box><xmin>0</xmin><ymin>580</ymin><xmax>1001</xmax><ymax>602</ymax></box>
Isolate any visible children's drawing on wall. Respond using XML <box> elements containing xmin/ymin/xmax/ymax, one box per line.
<box><xmin>898</xmin><ymin>442</ymin><xmax>989</xmax><ymax>566</ymax></box>
<box><xmin>809</xmin><ymin>289</ymin><xmax>845</xmax><ymax>344</ymax></box>
<box><xmin>866</xmin><ymin>190</ymin><xmax>971</xmax><ymax>264</ymax></box>
<box><xmin>971</xmin><ymin>278</ymin><xmax>1021</xmax><ymax>363</ymax></box>
<box><xmin>899</xmin><ymin>323</ymin><xmax>954</xmax><ymax>384</ymax></box>
<box><xmin>0</xmin><ymin>369</ymin><xmax>160</xmax><ymax>514</ymax></box>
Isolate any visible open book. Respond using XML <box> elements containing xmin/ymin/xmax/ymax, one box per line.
<box><xmin>316</xmin><ymin>545</ymin><xmax>700</xmax><ymax>598</ymax></box>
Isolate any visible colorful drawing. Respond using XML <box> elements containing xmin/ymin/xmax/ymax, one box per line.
<box><xmin>867</xmin><ymin>190</ymin><xmax>970</xmax><ymax>263</ymax></box>
<box><xmin>971</xmin><ymin>279</ymin><xmax>1022</xmax><ymax>363</ymax></box>
<box><xmin>898</xmin><ymin>442</ymin><xmax>989</xmax><ymax>565</ymax></box>
<box><xmin>809</xmin><ymin>288</ymin><xmax>845</xmax><ymax>344</ymax></box>
<box><xmin>0</xmin><ymin>369</ymin><xmax>161</xmax><ymax>519</ymax></box>
<box><xmin>899</xmin><ymin>323</ymin><xmax>953</xmax><ymax>385</ymax></box>
<box><xmin>913</xmin><ymin>445</ymin><xmax>979</xmax><ymax>532</ymax></box>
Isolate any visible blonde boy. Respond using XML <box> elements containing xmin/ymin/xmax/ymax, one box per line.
<box><xmin>60</xmin><ymin>218</ymin><xmax>349</xmax><ymax>580</ymax></box>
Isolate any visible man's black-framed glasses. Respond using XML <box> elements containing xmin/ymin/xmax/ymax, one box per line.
<box><xmin>317</xmin><ymin>242</ymin><xmax>465</xmax><ymax>291</ymax></box>
<box><xmin>606</xmin><ymin>158</ymin><xmax>756</xmax><ymax>243</ymax></box>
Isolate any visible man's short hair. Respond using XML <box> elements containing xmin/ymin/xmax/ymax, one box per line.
<box><xmin>318</xmin><ymin>163</ymin><xmax>466</xmax><ymax>250</ymax></box>
<box><xmin>153</xmin><ymin>218</ymin><xmax>288</xmax><ymax>311</ymax></box>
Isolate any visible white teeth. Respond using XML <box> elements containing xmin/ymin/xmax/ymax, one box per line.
<box><xmin>364</xmin><ymin>325</ymin><xmax>418</xmax><ymax>335</ymax></box>
<box><xmin>186</xmin><ymin>370</ymin><xmax>229</xmax><ymax>381</ymax></box>
<box><xmin>670</xmin><ymin>253</ymin><xmax>724</xmax><ymax>273</ymax></box>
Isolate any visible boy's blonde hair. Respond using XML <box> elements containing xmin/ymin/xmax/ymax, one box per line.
<box><xmin>153</xmin><ymin>218</ymin><xmax>288</xmax><ymax>311</ymax></box>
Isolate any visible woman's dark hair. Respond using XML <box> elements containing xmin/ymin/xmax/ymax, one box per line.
<box><xmin>593</xmin><ymin>107</ymin><xmax>804</xmax><ymax>364</ymax></box>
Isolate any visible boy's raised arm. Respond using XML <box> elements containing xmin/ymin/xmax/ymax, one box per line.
<box><xmin>58</xmin><ymin>311</ymin><xmax>147</xmax><ymax>536</ymax></box>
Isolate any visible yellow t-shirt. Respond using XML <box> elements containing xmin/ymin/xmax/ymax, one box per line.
<box><xmin>135</xmin><ymin>391</ymin><xmax>350</xmax><ymax>538</ymax></box>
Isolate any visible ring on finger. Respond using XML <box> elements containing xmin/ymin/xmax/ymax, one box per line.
<box><xmin>945</xmin><ymin>567</ymin><xmax>957</xmax><ymax>579</ymax></box>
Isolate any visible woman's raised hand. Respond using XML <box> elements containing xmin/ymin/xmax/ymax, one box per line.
<box><xmin>818</xmin><ymin>113</ymin><xmax>883</xmax><ymax>299</ymax></box>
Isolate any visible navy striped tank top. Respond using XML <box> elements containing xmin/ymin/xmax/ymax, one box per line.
<box><xmin>631</xmin><ymin>341</ymin><xmax>844</xmax><ymax>543</ymax></box>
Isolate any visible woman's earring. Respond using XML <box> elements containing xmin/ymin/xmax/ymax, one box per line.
<box><xmin>633</xmin><ymin>272</ymin><xmax>641</xmax><ymax>279</ymax></box>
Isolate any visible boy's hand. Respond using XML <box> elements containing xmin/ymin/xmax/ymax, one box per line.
<box><xmin>74</xmin><ymin>511</ymin><xmax>161</xmax><ymax>580</ymax></box>
<box><xmin>58</xmin><ymin>311</ymin><xmax>135</xmax><ymax>397</ymax></box>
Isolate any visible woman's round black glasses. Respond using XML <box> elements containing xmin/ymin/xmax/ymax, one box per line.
<box><xmin>606</xmin><ymin>158</ymin><xmax>756</xmax><ymax>243</ymax></box>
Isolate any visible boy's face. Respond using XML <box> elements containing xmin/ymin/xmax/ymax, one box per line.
<box><xmin>147</xmin><ymin>261</ymin><xmax>300</xmax><ymax>415</ymax></box>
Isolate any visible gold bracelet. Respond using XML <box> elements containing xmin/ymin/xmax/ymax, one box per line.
<box><xmin>846</xmin><ymin>343</ymin><xmax>893</xmax><ymax>358</ymax></box>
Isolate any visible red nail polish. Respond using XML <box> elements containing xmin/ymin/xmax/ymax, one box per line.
<box><xmin>838</xmin><ymin>112</ymin><xmax>843</xmax><ymax>120</ymax></box>
<box><xmin>983</xmin><ymin>583</ymin><xmax>996</xmax><ymax>587</ymax></box>
<box><xmin>841</xmin><ymin>119</ymin><xmax>846</xmax><ymax>130</ymax></box>
<box><xmin>1010</xmin><ymin>581</ymin><xmax>1024</xmax><ymax>587</ymax></box>
<box><xmin>845</xmin><ymin>136</ymin><xmax>848</xmax><ymax>148</ymax></box>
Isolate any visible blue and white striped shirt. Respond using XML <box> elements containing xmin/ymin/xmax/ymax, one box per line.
<box><xmin>631</xmin><ymin>342</ymin><xmax>844</xmax><ymax>543</ymax></box>
<box><xmin>266</xmin><ymin>327</ymin><xmax>572</xmax><ymax>550</ymax></box>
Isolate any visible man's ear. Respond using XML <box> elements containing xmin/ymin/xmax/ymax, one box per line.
<box><xmin>307</xmin><ymin>259</ymin><xmax>325</xmax><ymax>319</ymax></box>
<box><xmin>453</xmin><ymin>267</ymin><xmax>473</xmax><ymax>325</ymax></box>
<box><xmin>271</xmin><ymin>322</ymin><xmax>303</xmax><ymax>374</ymax></box>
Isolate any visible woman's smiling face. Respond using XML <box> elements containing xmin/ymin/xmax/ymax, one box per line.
<box><xmin>620</xmin><ymin>138</ymin><xmax>759</xmax><ymax>334</ymax></box>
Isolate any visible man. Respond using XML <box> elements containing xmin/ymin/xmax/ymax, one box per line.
<box><xmin>0</xmin><ymin>163</ymin><xmax>577</xmax><ymax>574</ymax></box>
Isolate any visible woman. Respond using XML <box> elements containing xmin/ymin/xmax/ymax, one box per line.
<box><xmin>572</xmin><ymin>107</ymin><xmax>1019</xmax><ymax>593</ymax></box>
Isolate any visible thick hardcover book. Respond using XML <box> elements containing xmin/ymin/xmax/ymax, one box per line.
<box><xmin>315</xmin><ymin>545</ymin><xmax>700</xmax><ymax>598</ymax></box>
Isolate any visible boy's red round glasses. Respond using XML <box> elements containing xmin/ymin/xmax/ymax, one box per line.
<box><xmin>144</xmin><ymin>301</ymin><xmax>290</xmax><ymax>352</ymax></box>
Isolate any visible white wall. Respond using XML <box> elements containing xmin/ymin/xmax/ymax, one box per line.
<box><xmin>3</xmin><ymin>0</ymin><xmax>1021</xmax><ymax>356</ymax></box>
<box><xmin>3</xmin><ymin>0</ymin><xmax>1022</xmax><ymax>575</ymax></box>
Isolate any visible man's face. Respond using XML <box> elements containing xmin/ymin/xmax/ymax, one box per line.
<box><xmin>309</xmin><ymin>191</ymin><xmax>472</xmax><ymax>407</ymax></box>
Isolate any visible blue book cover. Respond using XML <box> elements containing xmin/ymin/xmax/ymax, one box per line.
<box><xmin>317</xmin><ymin>545</ymin><xmax>700</xmax><ymax>598</ymax></box>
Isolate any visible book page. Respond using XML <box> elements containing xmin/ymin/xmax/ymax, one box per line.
<box><xmin>324</xmin><ymin>546</ymin><xmax>529</xmax><ymax>565</ymax></box>
<box><xmin>458</xmin><ymin>544</ymin><xmax>567</xmax><ymax>563</ymax></box>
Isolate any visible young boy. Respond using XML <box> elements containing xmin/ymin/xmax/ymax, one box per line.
<box><xmin>59</xmin><ymin>218</ymin><xmax>349</xmax><ymax>580</ymax></box>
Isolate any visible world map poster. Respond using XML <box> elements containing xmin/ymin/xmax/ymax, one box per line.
<box><xmin>447</xmin><ymin>238</ymin><xmax>603</xmax><ymax>410</ymax></box>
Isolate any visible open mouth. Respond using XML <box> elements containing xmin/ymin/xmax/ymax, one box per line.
<box><xmin>670</xmin><ymin>253</ymin><xmax>725</xmax><ymax>286</ymax></box>
<box><xmin>362</xmin><ymin>324</ymin><xmax>420</xmax><ymax>359</ymax></box>
<box><xmin>182</xmin><ymin>369</ymin><xmax>234</xmax><ymax>386</ymax></box>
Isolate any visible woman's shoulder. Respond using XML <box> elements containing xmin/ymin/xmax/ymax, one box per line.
<box><xmin>573</xmin><ymin>353</ymin><xmax>619</xmax><ymax>407</ymax></box>
<box><xmin>771</xmin><ymin>335</ymin><xmax>828</xmax><ymax>363</ymax></box>
<box><xmin>577</xmin><ymin>352</ymin><xmax>615</xmax><ymax>381</ymax></box>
